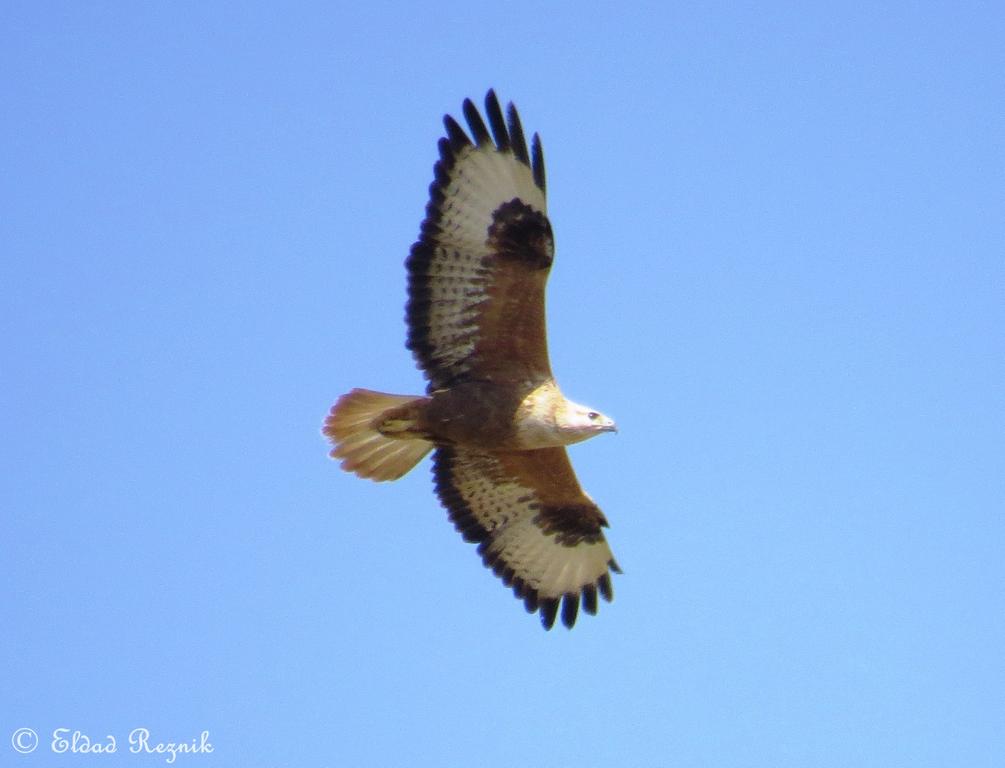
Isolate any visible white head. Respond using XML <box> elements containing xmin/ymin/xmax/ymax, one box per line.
<box><xmin>556</xmin><ymin>399</ymin><xmax>617</xmax><ymax>444</ymax></box>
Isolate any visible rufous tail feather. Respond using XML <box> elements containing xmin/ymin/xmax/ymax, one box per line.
<box><xmin>323</xmin><ymin>388</ymin><xmax>432</xmax><ymax>481</ymax></box>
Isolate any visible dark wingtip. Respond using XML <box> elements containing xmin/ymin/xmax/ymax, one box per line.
<box><xmin>561</xmin><ymin>593</ymin><xmax>579</xmax><ymax>629</ymax></box>
<box><xmin>523</xmin><ymin>592</ymin><xmax>539</xmax><ymax>613</ymax></box>
<box><xmin>531</xmin><ymin>132</ymin><xmax>546</xmax><ymax>193</ymax></box>
<box><xmin>583</xmin><ymin>584</ymin><xmax>598</xmax><ymax>615</ymax></box>
<box><xmin>443</xmin><ymin>114</ymin><xmax>471</xmax><ymax>150</ymax></box>
<box><xmin>462</xmin><ymin>97</ymin><xmax>492</xmax><ymax>146</ymax></box>
<box><xmin>598</xmin><ymin>572</ymin><xmax>614</xmax><ymax>603</ymax></box>
<box><xmin>507</xmin><ymin>101</ymin><xmax>530</xmax><ymax>165</ymax></box>
<box><xmin>540</xmin><ymin>598</ymin><xmax>559</xmax><ymax>630</ymax></box>
<box><xmin>484</xmin><ymin>89</ymin><xmax>510</xmax><ymax>152</ymax></box>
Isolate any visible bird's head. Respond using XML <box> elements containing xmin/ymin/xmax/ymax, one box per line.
<box><xmin>557</xmin><ymin>399</ymin><xmax>617</xmax><ymax>444</ymax></box>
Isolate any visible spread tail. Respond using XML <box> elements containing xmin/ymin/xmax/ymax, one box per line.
<box><xmin>323</xmin><ymin>388</ymin><xmax>433</xmax><ymax>481</ymax></box>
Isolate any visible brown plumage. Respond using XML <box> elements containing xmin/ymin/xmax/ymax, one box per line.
<box><xmin>323</xmin><ymin>91</ymin><xmax>619</xmax><ymax>629</ymax></box>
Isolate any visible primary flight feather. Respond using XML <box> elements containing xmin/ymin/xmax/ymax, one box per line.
<box><xmin>324</xmin><ymin>90</ymin><xmax>620</xmax><ymax>630</ymax></box>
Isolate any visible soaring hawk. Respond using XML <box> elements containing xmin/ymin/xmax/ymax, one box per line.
<box><xmin>324</xmin><ymin>91</ymin><xmax>620</xmax><ymax>629</ymax></box>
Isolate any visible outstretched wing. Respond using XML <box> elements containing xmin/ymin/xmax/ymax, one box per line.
<box><xmin>406</xmin><ymin>90</ymin><xmax>554</xmax><ymax>392</ymax></box>
<box><xmin>433</xmin><ymin>446</ymin><xmax>621</xmax><ymax>629</ymax></box>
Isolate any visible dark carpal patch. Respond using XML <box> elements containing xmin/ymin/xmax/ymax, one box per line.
<box><xmin>532</xmin><ymin>503</ymin><xmax>608</xmax><ymax>546</ymax></box>
<box><xmin>487</xmin><ymin>199</ymin><xmax>554</xmax><ymax>270</ymax></box>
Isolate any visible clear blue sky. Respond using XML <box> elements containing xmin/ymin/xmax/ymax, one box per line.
<box><xmin>3</xmin><ymin>2</ymin><xmax>1003</xmax><ymax>766</ymax></box>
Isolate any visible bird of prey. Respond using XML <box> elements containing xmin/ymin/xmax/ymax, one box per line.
<box><xmin>324</xmin><ymin>90</ymin><xmax>620</xmax><ymax>629</ymax></box>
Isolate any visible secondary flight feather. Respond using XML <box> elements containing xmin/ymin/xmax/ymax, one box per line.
<box><xmin>323</xmin><ymin>90</ymin><xmax>620</xmax><ymax>630</ymax></box>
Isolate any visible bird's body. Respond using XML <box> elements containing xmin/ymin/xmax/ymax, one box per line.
<box><xmin>324</xmin><ymin>91</ymin><xmax>620</xmax><ymax>629</ymax></box>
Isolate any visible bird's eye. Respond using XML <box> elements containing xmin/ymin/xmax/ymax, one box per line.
<box><xmin>588</xmin><ymin>411</ymin><xmax>599</xmax><ymax>420</ymax></box>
